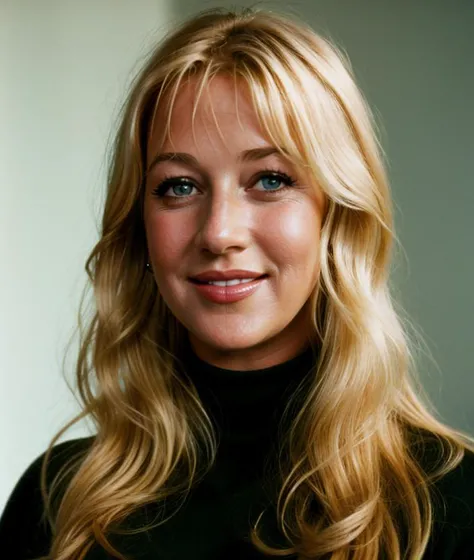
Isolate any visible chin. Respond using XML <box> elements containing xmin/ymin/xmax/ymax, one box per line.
<box><xmin>189</xmin><ymin>326</ymin><xmax>270</xmax><ymax>352</ymax></box>
<box><xmin>200</xmin><ymin>333</ymin><xmax>265</xmax><ymax>351</ymax></box>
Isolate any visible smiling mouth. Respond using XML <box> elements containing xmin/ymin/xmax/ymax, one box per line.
<box><xmin>188</xmin><ymin>274</ymin><xmax>268</xmax><ymax>304</ymax></box>
<box><xmin>189</xmin><ymin>274</ymin><xmax>268</xmax><ymax>285</ymax></box>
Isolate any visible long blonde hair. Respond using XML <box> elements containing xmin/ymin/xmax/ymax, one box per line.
<box><xmin>39</xmin><ymin>7</ymin><xmax>474</xmax><ymax>559</ymax></box>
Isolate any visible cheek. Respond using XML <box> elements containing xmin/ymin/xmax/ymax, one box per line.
<box><xmin>263</xmin><ymin>204</ymin><xmax>320</xmax><ymax>265</ymax></box>
<box><xmin>145</xmin><ymin>213</ymin><xmax>191</xmax><ymax>272</ymax></box>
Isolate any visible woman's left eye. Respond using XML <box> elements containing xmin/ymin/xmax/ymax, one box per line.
<box><xmin>255</xmin><ymin>171</ymin><xmax>297</xmax><ymax>192</ymax></box>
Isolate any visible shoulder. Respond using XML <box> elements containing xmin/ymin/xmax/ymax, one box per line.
<box><xmin>412</xmin><ymin>433</ymin><xmax>474</xmax><ymax>518</ymax></box>
<box><xmin>0</xmin><ymin>435</ymin><xmax>95</xmax><ymax>558</ymax></box>
<box><xmin>431</xmin><ymin>447</ymin><xmax>474</xmax><ymax>525</ymax></box>
<box><xmin>7</xmin><ymin>435</ymin><xmax>96</xmax><ymax>500</ymax></box>
<box><xmin>421</xmin><ymin>440</ymin><xmax>474</xmax><ymax>559</ymax></box>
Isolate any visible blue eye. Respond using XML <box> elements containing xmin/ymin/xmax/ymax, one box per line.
<box><xmin>258</xmin><ymin>175</ymin><xmax>286</xmax><ymax>191</ymax></box>
<box><xmin>168</xmin><ymin>183</ymin><xmax>195</xmax><ymax>197</ymax></box>
<box><xmin>254</xmin><ymin>171</ymin><xmax>297</xmax><ymax>193</ymax></box>
<box><xmin>151</xmin><ymin>178</ymin><xmax>197</xmax><ymax>198</ymax></box>
<box><xmin>151</xmin><ymin>170</ymin><xmax>297</xmax><ymax>199</ymax></box>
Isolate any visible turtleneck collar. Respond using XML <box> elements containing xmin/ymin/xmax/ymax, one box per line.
<box><xmin>178</xmin><ymin>339</ymin><xmax>319</xmax><ymax>452</ymax></box>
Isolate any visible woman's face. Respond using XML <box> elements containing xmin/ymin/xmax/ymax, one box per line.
<box><xmin>144</xmin><ymin>75</ymin><xmax>325</xmax><ymax>370</ymax></box>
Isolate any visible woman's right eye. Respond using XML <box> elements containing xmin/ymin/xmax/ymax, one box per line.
<box><xmin>151</xmin><ymin>178</ymin><xmax>198</xmax><ymax>199</ymax></box>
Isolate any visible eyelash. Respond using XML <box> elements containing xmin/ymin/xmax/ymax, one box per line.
<box><xmin>150</xmin><ymin>168</ymin><xmax>297</xmax><ymax>200</ymax></box>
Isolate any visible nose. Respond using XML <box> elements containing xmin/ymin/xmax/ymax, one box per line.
<box><xmin>195</xmin><ymin>189</ymin><xmax>250</xmax><ymax>255</ymax></box>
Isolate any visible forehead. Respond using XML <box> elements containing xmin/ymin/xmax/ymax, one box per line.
<box><xmin>147</xmin><ymin>74</ymin><xmax>269</xmax><ymax>157</ymax></box>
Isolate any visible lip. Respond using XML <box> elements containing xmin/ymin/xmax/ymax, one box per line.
<box><xmin>189</xmin><ymin>275</ymin><xmax>267</xmax><ymax>304</ymax></box>
<box><xmin>190</xmin><ymin>269</ymin><xmax>265</xmax><ymax>282</ymax></box>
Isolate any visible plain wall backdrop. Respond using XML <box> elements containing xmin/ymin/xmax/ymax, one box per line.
<box><xmin>1</xmin><ymin>0</ymin><xmax>473</xmax><ymax>512</ymax></box>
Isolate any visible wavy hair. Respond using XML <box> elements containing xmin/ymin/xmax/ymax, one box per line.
<box><xmin>38</xmin><ymin>6</ymin><xmax>474</xmax><ymax>560</ymax></box>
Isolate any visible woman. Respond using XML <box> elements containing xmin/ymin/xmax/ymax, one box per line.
<box><xmin>1</xmin><ymin>6</ymin><xmax>473</xmax><ymax>560</ymax></box>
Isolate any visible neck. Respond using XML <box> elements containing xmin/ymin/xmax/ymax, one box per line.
<box><xmin>177</xmin><ymin>339</ymin><xmax>319</xmax><ymax>452</ymax></box>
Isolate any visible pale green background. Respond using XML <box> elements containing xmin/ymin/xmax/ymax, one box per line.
<box><xmin>1</xmin><ymin>0</ymin><xmax>473</xmax><ymax>511</ymax></box>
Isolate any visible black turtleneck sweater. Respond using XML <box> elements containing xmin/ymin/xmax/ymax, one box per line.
<box><xmin>1</xmin><ymin>344</ymin><xmax>474</xmax><ymax>559</ymax></box>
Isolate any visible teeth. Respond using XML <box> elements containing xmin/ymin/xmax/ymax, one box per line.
<box><xmin>207</xmin><ymin>278</ymin><xmax>256</xmax><ymax>286</ymax></box>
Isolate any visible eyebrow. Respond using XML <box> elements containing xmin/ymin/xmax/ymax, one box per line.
<box><xmin>146</xmin><ymin>146</ymin><xmax>282</xmax><ymax>174</ymax></box>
